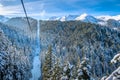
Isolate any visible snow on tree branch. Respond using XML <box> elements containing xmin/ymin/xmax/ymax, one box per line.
<box><xmin>111</xmin><ymin>53</ymin><xmax>120</xmax><ymax>64</ymax></box>
<box><xmin>101</xmin><ymin>53</ymin><xmax>120</xmax><ymax>80</ymax></box>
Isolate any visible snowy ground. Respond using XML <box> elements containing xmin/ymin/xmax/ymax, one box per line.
<box><xmin>30</xmin><ymin>21</ymin><xmax>41</xmax><ymax>80</ymax></box>
<box><xmin>30</xmin><ymin>53</ymin><xmax>41</xmax><ymax>80</ymax></box>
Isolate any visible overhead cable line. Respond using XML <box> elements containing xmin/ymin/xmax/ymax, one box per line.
<box><xmin>20</xmin><ymin>0</ymin><xmax>31</xmax><ymax>31</ymax></box>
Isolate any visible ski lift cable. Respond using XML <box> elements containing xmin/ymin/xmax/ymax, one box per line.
<box><xmin>20</xmin><ymin>0</ymin><xmax>31</xmax><ymax>31</ymax></box>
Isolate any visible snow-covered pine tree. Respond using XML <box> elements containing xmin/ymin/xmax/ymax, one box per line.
<box><xmin>42</xmin><ymin>45</ymin><xmax>53</xmax><ymax>80</ymax></box>
<box><xmin>71</xmin><ymin>56</ymin><xmax>81</xmax><ymax>79</ymax></box>
<box><xmin>52</xmin><ymin>58</ymin><xmax>62</xmax><ymax>80</ymax></box>
<box><xmin>62</xmin><ymin>61</ymin><xmax>71</xmax><ymax>80</ymax></box>
<box><xmin>77</xmin><ymin>54</ymin><xmax>91</xmax><ymax>80</ymax></box>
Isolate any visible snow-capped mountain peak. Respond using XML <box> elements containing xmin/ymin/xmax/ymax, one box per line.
<box><xmin>75</xmin><ymin>13</ymin><xmax>99</xmax><ymax>23</ymax></box>
<box><xmin>48</xmin><ymin>15</ymin><xmax>78</xmax><ymax>21</ymax></box>
<box><xmin>65</xmin><ymin>15</ymin><xmax>79</xmax><ymax>20</ymax></box>
<box><xmin>60</xmin><ymin>16</ymin><xmax>66</xmax><ymax>21</ymax></box>
<box><xmin>75</xmin><ymin>13</ymin><xmax>88</xmax><ymax>20</ymax></box>
<box><xmin>60</xmin><ymin>15</ymin><xmax>79</xmax><ymax>21</ymax></box>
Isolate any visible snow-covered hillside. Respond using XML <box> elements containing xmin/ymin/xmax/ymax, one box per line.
<box><xmin>0</xmin><ymin>28</ymin><xmax>31</xmax><ymax>80</ymax></box>
<box><xmin>0</xmin><ymin>15</ymin><xmax>9</xmax><ymax>22</ymax></box>
<box><xmin>40</xmin><ymin>20</ymin><xmax>120</xmax><ymax>79</ymax></box>
<box><xmin>0</xmin><ymin>14</ymin><xmax>120</xmax><ymax>80</ymax></box>
<box><xmin>0</xmin><ymin>17</ymin><xmax>39</xmax><ymax>80</ymax></box>
<box><xmin>5</xmin><ymin>17</ymin><xmax>37</xmax><ymax>39</ymax></box>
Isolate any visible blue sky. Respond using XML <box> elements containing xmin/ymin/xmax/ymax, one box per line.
<box><xmin>0</xmin><ymin>0</ymin><xmax>120</xmax><ymax>19</ymax></box>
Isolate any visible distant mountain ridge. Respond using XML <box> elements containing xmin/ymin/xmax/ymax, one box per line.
<box><xmin>48</xmin><ymin>13</ymin><xmax>120</xmax><ymax>28</ymax></box>
<box><xmin>48</xmin><ymin>13</ymin><xmax>120</xmax><ymax>21</ymax></box>
<box><xmin>0</xmin><ymin>14</ymin><xmax>120</xmax><ymax>30</ymax></box>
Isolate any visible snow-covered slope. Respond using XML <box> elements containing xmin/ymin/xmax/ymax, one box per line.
<box><xmin>0</xmin><ymin>15</ymin><xmax>9</xmax><ymax>22</ymax></box>
<box><xmin>30</xmin><ymin>21</ymin><xmax>41</xmax><ymax>80</ymax></box>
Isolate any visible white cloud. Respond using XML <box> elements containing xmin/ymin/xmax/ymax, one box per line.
<box><xmin>0</xmin><ymin>5</ymin><xmax>22</xmax><ymax>15</ymax></box>
<box><xmin>0</xmin><ymin>1</ymin><xmax>45</xmax><ymax>18</ymax></box>
<box><xmin>0</xmin><ymin>0</ymin><xmax>75</xmax><ymax>19</ymax></box>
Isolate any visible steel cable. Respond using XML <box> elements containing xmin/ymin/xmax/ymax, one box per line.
<box><xmin>20</xmin><ymin>0</ymin><xmax>31</xmax><ymax>31</ymax></box>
